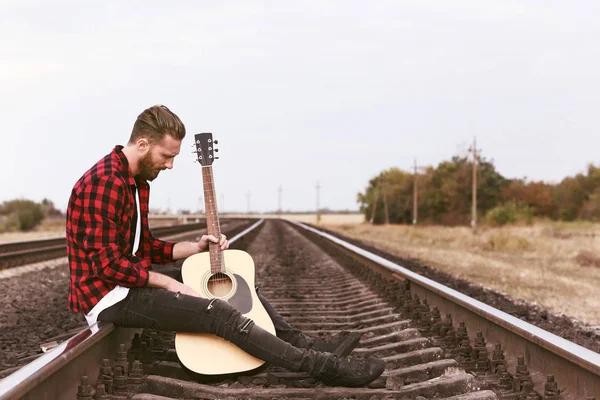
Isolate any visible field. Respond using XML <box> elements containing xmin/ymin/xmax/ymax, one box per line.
<box><xmin>322</xmin><ymin>221</ymin><xmax>600</xmax><ymax>327</ymax></box>
<box><xmin>0</xmin><ymin>216</ymin><xmax>184</xmax><ymax>243</ymax></box>
<box><xmin>0</xmin><ymin>218</ymin><xmax>66</xmax><ymax>243</ymax></box>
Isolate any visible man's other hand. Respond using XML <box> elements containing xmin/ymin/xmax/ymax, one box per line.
<box><xmin>148</xmin><ymin>271</ymin><xmax>199</xmax><ymax>297</ymax></box>
<box><xmin>169</xmin><ymin>281</ymin><xmax>200</xmax><ymax>297</ymax></box>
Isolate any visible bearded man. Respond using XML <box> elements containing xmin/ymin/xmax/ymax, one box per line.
<box><xmin>65</xmin><ymin>105</ymin><xmax>384</xmax><ymax>387</ymax></box>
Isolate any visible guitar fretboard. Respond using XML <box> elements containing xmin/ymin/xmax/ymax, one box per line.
<box><xmin>202</xmin><ymin>166</ymin><xmax>224</xmax><ymax>274</ymax></box>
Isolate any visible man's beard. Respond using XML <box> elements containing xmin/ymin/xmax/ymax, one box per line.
<box><xmin>138</xmin><ymin>152</ymin><xmax>161</xmax><ymax>181</ymax></box>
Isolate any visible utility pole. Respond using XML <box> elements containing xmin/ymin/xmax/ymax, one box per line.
<box><xmin>316</xmin><ymin>181</ymin><xmax>321</xmax><ymax>223</ymax></box>
<box><xmin>413</xmin><ymin>159</ymin><xmax>418</xmax><ymax>225</ymax></box>
<box><xmin>382</xmin><ymin>178</ymin><xmax>389</xmax><ymax>225</ymax></box>
<box><xmin>468</xmin><ymin>137</ymin><xmax>479</xmax><ymax>234</ymax></box>
<box><xmin>278</xmin><ymin>185</ymin><xmax>282</xmax><ymax>215</ymax></box>
<box><xmin>246</xmin><ymin>192</ymin><xmax>251</xmax><ymax>214</ymax></box>
<box><xmin>369</xmin><ymin>185</ymin><xmax>379</xmax><ymax>224</ymax></box>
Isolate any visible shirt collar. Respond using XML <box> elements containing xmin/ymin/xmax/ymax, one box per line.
<box><xmin>112</xmin><ymin>145</ymin><xmax>136</xmax><ymax>186</ymax></box>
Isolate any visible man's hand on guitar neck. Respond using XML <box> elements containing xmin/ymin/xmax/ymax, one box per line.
<box><xmin>172</xmin><ymin>234</ymin><xmax>229</xmax><ymax>260</ymax></box>
<box><xmin>197</xmin><ymin>234</ymin><xmax>229</xmax><ymax>253</ymax></box>
<box><xmin>148</xmin><ymin>271</ymin><xmax>199</xmax><ymax>297</ymax></box>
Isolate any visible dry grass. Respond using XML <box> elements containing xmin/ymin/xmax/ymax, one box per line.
<box><xmin>323</xmin><ymin>221</ymin><xmax>600</xmax><ymax>326</ymax></box>
<box><xmin>0</xmin><ymin>218</ymin><xmax>66</xmax><ymax>243</ymax></box>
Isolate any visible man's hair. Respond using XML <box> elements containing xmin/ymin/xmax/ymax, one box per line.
<box><xmin>129</xmin><ymin>105</ymin><xmax>186</xmax><ymax>144</ymax></box>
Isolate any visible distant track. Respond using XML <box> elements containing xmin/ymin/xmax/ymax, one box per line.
<box><xmin>0</xmin><ymin>222</ymin><xmax>210</xmax><ymax>270</ymax></box>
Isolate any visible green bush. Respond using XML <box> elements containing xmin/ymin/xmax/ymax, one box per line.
<box><xmin>0</xmin><ymin>199</ymin><xmax>45</xmax><ymax>231</ymax></box>
<box><xmin>485</xmin><ymin>201</ymin><xmax>533</xmax><ymax>226</ymax></box>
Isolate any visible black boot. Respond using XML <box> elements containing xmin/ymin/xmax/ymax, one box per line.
<box><xmin>207</xmin><ymin>300</ymin><xmax>385</xmax><ymax>387</ymax></box>
<box><xmin>256</xmin><ymin>291</ymin><xmax>362</xmax><ymax>356</ymax></box>
<box><xmin>305</xmin><ymin>350</ymin><xmax>386</xmax><ymax>387</ymax></box>
<box><xmin>291</xmin><ymin>331</ymin><xmax>362</xmax><ymax>357</ymax></box>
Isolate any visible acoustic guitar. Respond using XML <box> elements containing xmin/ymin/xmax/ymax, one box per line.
<box><xmin>175</xmin><ymin>132</ymin><xmax>276</xmax><ymax>375</ymax></box>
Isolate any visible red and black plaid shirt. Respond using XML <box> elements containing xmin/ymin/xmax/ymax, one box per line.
<box><xmin>66</xmin><ymin>145</ymin><xmax>175</xmax><ymax>314</ymax></box>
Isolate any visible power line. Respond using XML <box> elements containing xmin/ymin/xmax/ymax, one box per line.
<box><xmin>382</xmin><ymin>177</ymin><xmax>389</xmax><ymax>225</ymax></box>
<box><xmin>413</xmin><ymin>159</ymin><xmax>418</xmax><ymax>225</ymax></box>
<box><xmin>369</xmin><ymin>185</ymin><xmax>379</xmax><ymax>224</ymax></box>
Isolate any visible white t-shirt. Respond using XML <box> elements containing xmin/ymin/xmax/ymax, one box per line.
<box><xmin>85</xmin><ymin>185</ymin><xmax>141</xmax><ymax>326</ymax></box>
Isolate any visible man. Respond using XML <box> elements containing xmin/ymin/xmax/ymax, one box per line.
<box><xmin>66</xmin><ymin>105</ymin><xmax>385</xmax><ymax>387</ymax></box>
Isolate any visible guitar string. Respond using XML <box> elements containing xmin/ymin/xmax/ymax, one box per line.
<box><xmin>209</xmin><ymin>252</ymin><xmax>233</xmax><ymax>294</ymax></box>
<box><xmin>203</xmin><ymin>165</ymin><xmax>234</xmax><ymax>295</ymax></box>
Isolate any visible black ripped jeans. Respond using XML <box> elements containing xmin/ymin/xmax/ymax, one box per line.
<box><xmin>97</xmin><ymin>261</ymin><xmax>317</xmax><ymax>372</ymax></box>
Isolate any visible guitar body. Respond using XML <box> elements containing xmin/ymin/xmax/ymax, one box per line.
<box><xmin>175</xmin><ymin>249</ymin><xmax>276</xmax><ymax>375</ymax></box>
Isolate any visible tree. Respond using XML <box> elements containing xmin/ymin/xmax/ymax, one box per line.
<box><xmin>553</xmin><ymin>176</ymin><xmax>586</xmax><ymax>221</ymax></box>
<box><xmin>358</xmin><ymin>157</ymin><xmax>600</xmax><ymax>225</ymax></box>
<box><xmin>420</xmin><ymin>156</ymin><xmax>506</xmax><ymax>225</ymax></box>
<box><xmin>357</xmin><ymin>168</ymin><xmax>413</xmax><ymax>224</ymax></box>
<box><xmin>580</xmin><ymin>187</ymin><xmax>600</xmax><ymax>221</ymax></box>
<box><xmin>501</xmin><ymin>180</ymin><xmax>553</xmax><ymax>217</ymax></box>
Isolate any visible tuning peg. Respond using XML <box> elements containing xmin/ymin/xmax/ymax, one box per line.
<box><xmin>214</xmin><ymin>140</ymin><xmax>219</xmax><ymax>144</ymax></box>
<box><xmin>214</xmin><ymin>149</ymin><xmax>219</xmax><ymax>152</ymax></box>
<box><xmin>215</xmin><ymin>157</ymin><xmax>219</xmax><ymax>160</ymax></box>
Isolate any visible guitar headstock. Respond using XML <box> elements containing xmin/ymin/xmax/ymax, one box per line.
<box><xmin>194</xmin><ymin>132</ymin><xmax>219</xmax><ymax>166</ymax></box>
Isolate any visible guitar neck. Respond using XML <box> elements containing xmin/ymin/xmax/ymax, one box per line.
<box><xmin>202</xmin><ymin>166</ymin><xmax>224</xmax><ymax>273</ymax></box>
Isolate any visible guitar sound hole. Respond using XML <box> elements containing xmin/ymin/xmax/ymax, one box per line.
<box><xmin>207</xmin><ymin>273</ymin><xmax>233</xmax><ymax>298</ymax></box>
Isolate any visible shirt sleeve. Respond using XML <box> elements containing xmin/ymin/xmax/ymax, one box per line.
<box><xmin>148</xmin><ymin>232</ymin><xmax>176</xmax><ymax>263</ymax></box>
<box><xmin>80</xmin><ymin>175</ymin><xmax>150</xmax><ymax>287</ymax></box>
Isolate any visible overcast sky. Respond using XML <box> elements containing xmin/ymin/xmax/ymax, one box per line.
<box><xmin>2</xmin><ymin>1</ymin><xmax>599</xmax><ymax>213</ymax></box>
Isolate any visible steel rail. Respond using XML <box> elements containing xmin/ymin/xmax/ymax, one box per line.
<box><xmin>0</xmin><ymin>237</ymin><xmax>65</xmax><ymax>254</ymax></box>
<box><xmin>0</xmin><ymin>219</ymin><xmax>265</xmax><ymax>400</ymax></box>
<box><xmin>288</xmin><ymin>219</ymin><xmax>600</xmax><ymax>398</ymax></box>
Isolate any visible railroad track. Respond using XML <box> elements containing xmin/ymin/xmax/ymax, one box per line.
<box><xmin>0</xmin><ymin>222</ymin><xmax>212</xmax><ymax>270</ymax></box>
<box><xmin>0</xmin><ymin>218</ymin><xmax>256</xmax><ymax>375</ymax></box>
<box><xmin>0</xmin><ymin>219</ymin><xmax>599</xmax><ymax>399</ymax></box>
